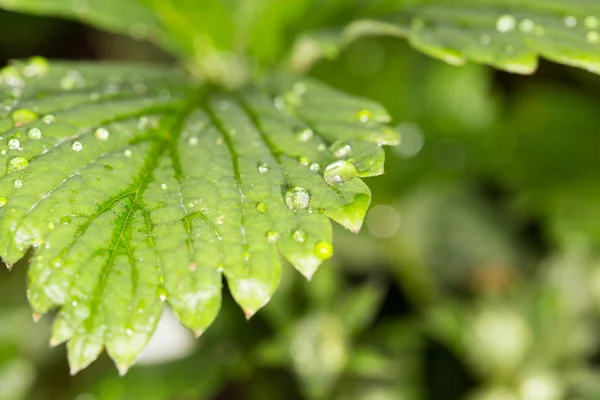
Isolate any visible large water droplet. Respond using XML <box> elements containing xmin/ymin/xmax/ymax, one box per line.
<box><xmin>292</xmin><ymin>229</ymin><xmax>306</xmax><ymax>243</ymax></box>
<box><xmin>72</xmin><ymin>142</ymin><xmax>83</xmax><ymax>152</ymax></box>
<box><xmin>496</xmin><ymin>15</ymin><xmax>516</xmax><ymax>33</ymax></box>
<box><xmin>285</xmin><ymin>187</ymin><xmax>310</xmax><ymax>211</ymax></box>
<box><xmin>8</xmin><ymin>157</ymin><xmax>29</xmax><ymax>172</ymax></box>
<box><xmin>8</xmin><ymin>138</ymin><xmax>20</xmax><ymax>150</ymax></box>
<box><xmin>11</xmin><ymin>109</ymin><xmax>38</xmax><ymax>127</ymax></box>
<box><xmin>256</xmin><ymin>202</ymin><xmax>268</xmax><ymax>214</ymax></box>
<box><xmin>324</xmin><ymin>160</ymin><xmax>358</xmax><ymax>185</ymax></box>
<box><xmin>330</xmin><ymin>141</ymin><xmax>352</xmax><ymax>158</ymax></box>
<box><xmin>0</xmin><ymin>197</ymin><xmax>7</xmax><ymax>207</ymax></box>
<box><xmin>28</xmin><ymin>128</ymin><xmax>42</xmax><ymax>140</ymax></box>
<box><xmin>266</xmin><ymin>230</ymin><xmax>279</xmax><ymax>243</ymax></box>
<box><xmin>94</xmin><ymin>127</ymin><xmax>110</xmax><ymax>141</ymax></box>
<box><xmin>258</xmin><ymin>163</ymin><xmax>270</xmax><ymax>174</ymax></box>
<box><xmin>315</xmin><ymin>241</ymin><xmax>333</xmax><ymax>260</ymax></box>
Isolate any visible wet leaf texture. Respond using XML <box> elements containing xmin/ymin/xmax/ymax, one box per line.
<box><xmin>0</xmin><ymin>59</ymin><xmax>397</xmax><ymax>374</ymax></box>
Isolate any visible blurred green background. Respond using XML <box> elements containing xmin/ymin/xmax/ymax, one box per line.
<box><xmin>2</xmin><ymin>8</ymin><xmax>600</xmax><ymax>400</ymax></box>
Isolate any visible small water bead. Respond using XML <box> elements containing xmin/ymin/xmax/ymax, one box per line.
<box><xmin>587</xmin><ymin>31</ymin><xmax>600</xmax><ymax>44</ymax></box>
<box><xmin>189</xmin><ymin>137</ymin><xmax>199</xmax><ymax>145</ymax></box>
<box><xmin>292</xmin><ymin>229</ymin><xmax>306</xmax><ymax>243</ymax></box>
<box><xmin>309</xmin><ymin>163</ymin><xmax>321</xmax><ymax>172</ymax></box>
<box><xmin>256</xmin><ymin>202</ymin><xmax>268</xmax><ymax>214</ymax></box>
<box><xmin>215</xmin><ymin>215</ymin><xmax>225</xmax><ymax>225</ymax></box>
<box><xmin>60</xmin><ymin>216</ymin><xmax>71</xmax><ymax>225</ymax></box>
<box><xmin>11</xmin><ymin>109</ymin><xmax>38</xmax><ymax>127</ymax></box>
<box><xmin>285</xmin><ymin>187</ymin><xmax>310</xmax><ymax>211</ymax></box>
<box><xmin>160</xmin><ymin>183</ymin><xmax>168</xmax><ymax>190</ymax></box>
<box><xmin>243</xmin><ymin>251</ymin><xmax>252</xmax><ymax>261</ymax></box>
<box><xmin>125</xmin><ymin>328</ymin><xmax>134</xmax><ymax>337</ymax></box>
<box><xmin>324</xmin><ymin>160</ymin><xmax>358</xmax><ymax>186</ymax></box>
<box><xmin>299</xmin><ymin>156</ymin><xmax>310</xmax><ymax>167</ymax></box>
<box><xmin>13</xmin><ymin>179</ymin><xmax>23</xmax><ymax>189</ymax></box>
<box><xmin>258</xmin><ymin>163</ymin><xmax>270</xmax><ymax>174</ymax></box>
<box><xmin>496</xmin><ymin>15</ymin><xmax>517</xmax><ymax>33</ymax></box>
<box><xmin>48</xmin><ymin>222</ymin><xmax>55</xmax><ymax>230</ymax></box>
<box><xmin>585</xmin><ymin>16</ymin><xmax>600</xmax><ymax>30</ymax></box>
<box><xmin>8</xmin><ymin>139</ymin><xmax>20</xmax><ymax>150</ymax></box>
<box><xmin>157</xmin><ymin>287</ymin><xmax>168</xmax><ymax>302</ymax></box>
<box><xmin>60</xmin><ymin>70</ymin><xmax>85</xmax><ymax>90</ymax></box>
<box><xmin>296</xmin><ymin>128</ymin><xmax>314</xmax><ymax>142</ymax></box>
<box><xmin>42</xmin><ymin>114</ymin><xmax>56</xmax><ymax>124</ymax></box>
<box><xmin>0</xmin><ymin>197</ymin><xmax>7</xmax><ymax>207</ymax></box>
<box><xmin>315</xmin><ymin>241</ymin><xmax>334</xmax><ymax>260</ymax></box>
<box><xmin>28</xmin><ymin>128</ymin><xmax>42</xmax><ymax>140</ymax></box>
<box><xmin>480</xmin><ymin>34</ymin><xmax>491</xmax><ymax>45</ymax></box>
<box><xmin>564</xmin><ymin>15</ymin><xmax>578</xmax><ymax>28</ymax></box>
<box><xmin>124</xmin><ymin>149</ymin><xmax>132</xmax><ymax>157</ymax></box>
<box><xmin>519</xmin><ymin>19</ymin><xmax>535</xmax><ymax>33</ymax></box>
<box><xmin>72</xmin><ymin>142</ymin><xmax>83</xmax><ymax>152</ymax></box>
<box><xmin>330</xmin><ymin>141</ymin><xmax>352</xmax><ymax>158</ymax></box>
<box><xmin>357</xmin><ymin>109</ymin><xmax>373</xmax><ymax>123</ymax></box>
<box><xmin>266</xmin><ymin>230</ymin><xmax>279</xmax><ymax>243</ymax></box>
<box><xmin>23</xmin><ymin>56</ymin><xmax>49</xmax><ymax>78</ymax></box>
<box><xmin>94</xmin><ymin>128</ymin><xmax>110</xmax><ymax>141</ymax></box>
<box><xmin>8</xmin><ymin>157</ymin><xmax>29</xmax><ymax>172</ymax></box>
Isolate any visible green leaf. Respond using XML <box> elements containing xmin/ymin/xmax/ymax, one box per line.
<box><xmin>0</xmin><ymin>0</ymin><xmax>176</xmax><ymax>52</ymax></box>
<box><xmin>0</xmin><ymin>58</ymin><xmax>397</xmax><ymax>374</ymax></box>
<box><xmin>292</xmin><ymin>0</ymin><xmax>600</xmax><ymax>75</ymax></box>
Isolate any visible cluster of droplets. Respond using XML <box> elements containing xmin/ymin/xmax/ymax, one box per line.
<box><xmin>494</xmin><ymin>14</ymin><xmax>600</xmax><ymax>44</ymax></box>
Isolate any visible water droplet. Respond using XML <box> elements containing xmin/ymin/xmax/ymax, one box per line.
<box><xmin>357</xmin><ymin>109</ymin><xmax>373</xmax><ymax>123</ymax></box>
<box><xmin>324</xmin><ymin>160</ymin><xmax>358</xmax><ymax>185</ymax></box>
<box><xmin>256</xmin><ymin>202</ymin><xmax>268</xmax><ymax>214</ymax></box>
<box><xmin>94</xmin><ymin>127</ymin><xmax>109</xmax><ymax>141</ymax></box>
<box><xmin>48</xmin><ymin>222</ymin><xmax>55</xmax><ymax>230</ymax></box>
<box><xmin>72</xmin><ymin>141</ymin><xmax>83</xmax><ymax>152</ymax></box>
<box><xmin>266</xmin><ymin>230</ymin><xmax>279</xmax><ymax>243</ymax></box>
<box><xmin>330</xmin><ymin>141</ymin><xmax>352</xmax><ymax>158</ymax></box>
<box><xmin>13</xmin><ymin>179</ymin><xmax>22</xmax><ymax>189</ymax></box>
<box><xmin>124</xmin><ymin>149</ymin><xmax>132</xmax><ymax>157</ymax></box>
<box><xmin>309</xmin><ymin>163</ymin><xmax>321</xmax><ymax>172</ymax></box>
<box><xmin>11</xmin><ymin>109</ymin><xmax>38</xmax><ymax>127</ymax></box>
<box><xmin>496</xmin><ymin>15</ymin><xmax>516</xmax><ymax>33</ymax></box>
<box><xmin>60</xmin><ymin>70</ymin><xmax>85</xmax><ymax>90</ymax></box>
<box><xmin>157</xmin><ymin>287</ymin><xmax>168</xmax><ymax>302</ymax></box>
<box><xmin>60</xmin><ymin>216</ymin><xmax>71</xmax><ymax>225</ymax></box>
<box><xmin>23</xmin><ymin>56</ymin><xmax>49</xmax><ymax>77</ymax></box>
<box><xmin>285</xmin><ymin>187</ymin><xmax>310</xmax><ymax>211</ymax></box>
<box><xmin>8</xmin><ymin>157</ymin><xmax>29</xmax><ymax>172</ymax></box>
<box><xmin>42</xmin><ymin>114</ymin><xmax>55</xmax><ymax>124</ymax></box>
<box><xmin>480</xmin><ymin>34</ymin><xmax>491</xmax><ymax>45</ymax></box>
<box><xmin>243</xmin><ymin>251</ymin><xmax>252</xmax><ymax>261</ymax></box>
<box><xmin>215</xmin><ymin>215</ymin><xmax>225</xmax><ymax>225</ymax></box>
<box><xmin>564</xmin><ymin>15</ymin><xmax>578</xmax><ymax>28</ymax></box>
<box><xmin>296</xmin><ymin>128</ymin><xmax>314</xmax><ymax>142</ymax></box>
<box><xmin>50</xmin><ymin>257</ymin><xmax>63</xmax><ymax>268</ymax></box>
<box><xmin>585</xmin><ymin>16</ymin><xmax>599</xmax><ymax>29</ymax></box>
<box><xmin>315</xmin><ymin>241</ymin><xmax>333</xmax><ymax>260</ymax></box>
<box><xmin>587</xmin><ymin>31</ymin><xmax>600</xmax><ymax>44</ymax></box>
<box><xmin>32</xmin><ymin>238</ymin><xmax>44</xmax><ymax>248</ymax></box>
<box><xmin>0</xmin><ymin>197</ymin><xmax>7</xmax><ymax>207</ymax></box>
<box><xmin>298</xmin><ymin>156</ymin><xmax>310</xmax><ymax>166</ymax></box>
<box><xmin>8</xmin><ymin>138</ymin><xmax>20</xmax><ymax>150</ymax></box>
<box><xmin>27</xmin><ymin>128</ymin><xmax>42</xmax><ymax>140</ymax></box>
<box><xmin>292</xmin><ymin>229</ymin><xmax>306</xmax><ymax>243</ymax></box>
<box><xmin>125</xmin><ymin>327</ymin><xmax>134</xmax><ymax>337</ymax></box>
<box><xmin>258</xmin><ymin>163</ymin><xmax>270</xmax><ymax>174</ymax></box>
<box><xmin>71</xmin><ymin>300</ymin><xmax>78</xmax><ymax>307</ymax></box>
<box><xmin>519</xmin><ymin>19</ymin><xmax>535</xmax><ymax>33</ymax></box>
<box><xmin>189</xmin><ymin>137</ymin><xmax>199</xmax><ymax>145</ymax></box>
<box><xmin>160</xmin><ymin>183</ymin><xmax>168</xmax><ymax>190</ymax></box>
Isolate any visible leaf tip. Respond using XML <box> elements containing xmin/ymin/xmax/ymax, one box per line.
<box><xmin>117</xmin><ymin>364</ymin><xmax>130</xmax><ymax>376</ymax></box>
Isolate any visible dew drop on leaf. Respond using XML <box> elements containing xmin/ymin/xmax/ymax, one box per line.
<box><xmin>299</xmin><ymin>156</ymin><xmax>310</xmax><ymax>166</ymax></box>
<box><xmin>324</xmin><ymin>160</ymin><xmax>358</xmax><ymax>186</ymax></box>
<box><xmin>296</xmin><ymin>128</ymin><xmax>314</xmax><ymax>142</ymax></box>
<box><xmin>285</xmin><ymin>187</ymin><xmax>310</xmax><ymax>211</ymax></box>
<box><xmin>266</xmin><ymin>230</ymin><xmax>279</xmax><ymax>243</ymax></box>
<box><xmin>0</xmin><ymin>197</ymin><xmax>7</xmax><ymax>208</ymax></box>
<box><xmin>42</xmin><ymin>114</ymin><xmax>56</xmax><ymax>124</ymax></box>
<box><xmin>51</xmin><ymin>257</ymin><xmax>63</xmax><ymax>268</ymax></box>
<box><xmin>292</xmin><ymin>229</ymin><xmax>306</xmax><ymax>243</ymax></box>
<box><xmin>585</xmin><ymin>16</ymin><xmax>599</xmax><ymax>29</ymax></box>
<box><xmin>72</xmin><ymin>142</ymin><xmax>83</xmax><ymax>152</ymax></box>
<box><xmin>157</xmin><ymin>287</ymin><xmax>168</xmax><ymax>302</ymax></box>
<box><xmin>28</xmin><ymin>128</ymin><xmax>42</xmax><ymax>140</ymax></box>
<box><xmin>357</xmin><ymin>109</ymin><xmax>373</xmax><ymax>123</ymax></box>
<box><xmin>8</xmin><ymin>156</ymin><xmax>29</xmax><ymax>172</ymax></box>
<box><xmin>23</xmin><ymin>56</ymin><xmax>49</xmax><ymax>78</ymax></box>
<box><xmin>496</xmin><ymin>15</ymin><xmax>517</xmax><ymax>33</ymax></box>
<box><xmin>8</xmin><ymin>138</ymin><xmax>20</xmax><ymax>150</ymax></box>
<box><xmin>13</xmin><ymin>179</ymin><xmax>22</xmax><ymax>189</ymax></box>
<box><xmin>309</xmin><ymin>163</ymin><xmax>321</xmax><ymax>172</ymax></box>
<box><xmin>11</xmin><ymin>109</ymin><xmax>38</xmax><ymax>128</ymax></box>
<box><xmin>255</xmin><ymin>202</ymin><xmax>268</xmax><ymax>214</ymax></box>
<box><xmin>124</xmin><ymin>149</ymin><xmax>132</xmax><ymax>157</ymax></box>
<box><xmin>258</xmin><ymin>163</ymin><xmax>270</xmax><ymax>174</ymax></box>
<box><xmin>94</xmin><ymin>128</ymin><xmax>110</xmax><ymax>141</ymax></box>
<box><xmin>330</xmin><ymin>141</ymin><xmax>352</xmax><ymax>158</ymax></box>
<box><xmin>564</xmin><ymin>15</ymin><xmax>578</xmax><ymax>28</ymax></box>
<box><xmin>315</xmin><ymin>241</ymin><xmax>334</xmax><ymax>260</ymax></box>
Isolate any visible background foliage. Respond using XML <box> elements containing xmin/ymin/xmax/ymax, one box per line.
<box><xmin>2</xmin><ymin>3</ymin><xmax>600</xmax><ymax>400</ymax></box>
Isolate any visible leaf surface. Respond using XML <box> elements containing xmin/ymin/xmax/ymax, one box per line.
<box><xmin>0</xmin><ymin>58</ymin><xmax>397</xmax><ymax>373</ymax></box>
<box><xmin>292</xmin><ymin>0</ymin><xmax>600</xmax><ymax>75</ymax></box>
